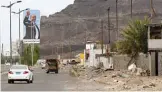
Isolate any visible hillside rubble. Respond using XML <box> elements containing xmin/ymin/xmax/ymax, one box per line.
<box><xmin>67</xmin><ymin>65</ymin><xmax>162</xmax><ymax>91</ymax></box>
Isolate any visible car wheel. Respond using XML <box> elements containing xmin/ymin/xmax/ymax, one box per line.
<box><xmin>55</xmin><ymin>70</ymin><xmax>58</xmax><ymax>74</ymax></box>
<box><xmin>8</xmin><ymin>80</ymin><xmax>11</xmax><ymax>84</ymax></box>
<box><xmin>46</xmin><ymin>71</ymin><xmax>49</xmax><ymax>74</ymax></box>
<box><xmin>11</xmin><ymin>80</ymin><xmax>14</xmax><ymax>84</ymax></box>
<box><xmin>30</xmin><ymin>77</ymin><xmax>33</xmax><ymax>83</ymax></box>
<box><xmin>27</xmin><ymin>80</ymin><xmax>30</xmax><ymax>84</ymax></box>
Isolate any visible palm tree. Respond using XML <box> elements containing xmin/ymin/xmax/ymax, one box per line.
<box><xmin>117</xmin><ymin>17</ymin><xmax>150</xmax><ymax>66</ymax></box>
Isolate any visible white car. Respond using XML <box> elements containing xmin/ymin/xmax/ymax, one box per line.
<box><xmin>8</xmin><ymin>65</ymin><xmax>34</xmax><ymax>84</ymax></box>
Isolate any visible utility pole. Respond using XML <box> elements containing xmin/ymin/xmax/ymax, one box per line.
<box><xmin>85</xmin><ymin>24</ymin><xmax>87</xmax><ymax>47</ymax></box>
<box><xmin>101</xmin><ymin>20</ymin><xmax>104</xmax><ymax>54</ymax></box>
<box><xmin>69</xmin><ymin>38</ymin><xmax>72</xmax><ymax>61</ymax></box>
<box><xmin>10</xmin><ymin>1</ymin><xmax>12</xmax><ymax>64</ymax></box>
<box><xmin>107</xmin><ymin>7</ymin><xmax>110</xmax><ymax>50</ymax></box>
<box><xmin>18</xmin><ymin>8</ymin><xmax>21</xmax><ymax>64</ymax></box>
<box><xmin>2</xmin><ymin>43</ymin><xmax>3</xmax><ymax>55</ymax></box>
<box><xmin>52</xmin><ymin>26</ymin><xmax>54</xmax><ymax>56</ymax></box>
<box><xmin>0</xmin><ymin>21</ymin><xmax>1</xmax><ymax>63</ymax></box>
<box><xmin>61</xmin><ymin>25</ymin><xmax>64</xmax><ymax>60</ymax></box>
<box><xmin>150</xmin><ymin>0</ymin><xmax>156</xmax><ymax>19</ymax></box>
<box><xmin>107</xmin><ymin>7</ymin><xmax>111</xmax><ymax>65</ymax></box>
<box><xmin>131</xmin><ymin>0</ymin><xmax>133</xmax><ymax>18</ymax></box>
<box><xmin>116</xmin><ymin>0</ymin><xmax>118</xmax><ymax>41</ymax></box>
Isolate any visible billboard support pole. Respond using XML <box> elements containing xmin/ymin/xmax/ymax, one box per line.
<box><xmin>31</xmin><ymin>23</ymin><xmax>34</xmax><ymax>66</ymax></box>
<box><xmin>19</xmin><ymin>8</ymin><xmax>21</xmax><ymax>64</ymax></box>
<box><xmin>23</xmin><ymin>10</ymin><xmax>40</xmax><ymax>66</ymax></box>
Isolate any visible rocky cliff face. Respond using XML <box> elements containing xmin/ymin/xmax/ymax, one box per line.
<box><xmin>40</xmin><ymin>0</ymin><xmax>162</xmax><ymax>58</ymax></box>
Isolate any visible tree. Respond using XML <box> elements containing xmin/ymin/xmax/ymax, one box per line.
<box><xmin>21</xmin><ymin>44</ymin><xmax>40</xmax><ymax>66</ymax></box>
<box><xmin>116</xmin><ymin>17</ymin><xmax>150</xmax><ymax>66</ymax></box>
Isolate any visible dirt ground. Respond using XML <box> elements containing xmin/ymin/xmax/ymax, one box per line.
<box><xmin>87</xmin><ymin>70</ymin><xmax>162</xmax><ymax>91</ymax></box>
<box><xmin>66</xmin><ymin>65</ymin><xmax>162</xmax><ymax>91</ymax></box>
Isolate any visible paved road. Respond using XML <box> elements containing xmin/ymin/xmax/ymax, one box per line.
<box><xmin>1</xmin><ymin>67</ymin><xmax>106</xmax><ymax>91</ymax></box>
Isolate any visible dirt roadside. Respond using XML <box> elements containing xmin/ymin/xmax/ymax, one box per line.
<box><xmin>67</xmin><ymin>65</ymin><xmax>162</xmax><ymax>91</ymax></box>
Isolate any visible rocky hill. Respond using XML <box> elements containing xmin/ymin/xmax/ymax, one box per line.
<box><xmin>40</xmin><ymin>0</ymin><xmax>162</xmax><ymax>58</ymax></box>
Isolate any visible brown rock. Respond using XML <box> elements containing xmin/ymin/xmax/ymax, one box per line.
<box><xmin>111</xmin><ymin>74</ymin><xmax>117</xmax><ymax>78</ymax></box>
<box><xmin>143</xmin><ymin>85</ymin><xmax>150</xmax><ymax>88</ymax></box>
<box><xmin>114</xmin><ymin>80</ymin><xmax>118</xmax><ymax>82</ymax></box>
<box><xmin>123</xmin><ymin>85</ymin><xmax>131</xmax><ymax>89</ymax></box>
<box><xmin>149</xmin><ymin>83</ymin><xmax>156</xmax><ymax>87</ymax></box>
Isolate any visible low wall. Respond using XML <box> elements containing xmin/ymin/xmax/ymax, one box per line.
<box><xmin>158</xmin><ymin>52</ymin><xmax>162</xmax><ymax>75</ymax></box>
<box><xmin>113</xmin><ymin>54</ymin><xmax>149</xmax><ymax>70</ymax></box>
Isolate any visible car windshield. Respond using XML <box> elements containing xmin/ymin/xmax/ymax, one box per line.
<box><xmin>10</xmin><ymin>65</ymin><xmax>28</xmax><ymax>70</ymax></box>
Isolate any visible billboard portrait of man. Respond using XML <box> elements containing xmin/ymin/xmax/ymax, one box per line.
<box><xmin>23</xmin><ymin>10</ymin><xmax>40</xmax><ymax>43</ymax></box>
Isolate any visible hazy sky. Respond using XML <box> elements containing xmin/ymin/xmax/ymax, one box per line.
<box><xmin>0</xmin><ymin>0</ymin><xmax>74</xmax><ymax>51</ymax></box>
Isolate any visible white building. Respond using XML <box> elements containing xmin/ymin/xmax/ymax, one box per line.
<box><xmin>3</xmin><ymin>41</ymin><xmax>19</xmax><ymax>56</ymax></box>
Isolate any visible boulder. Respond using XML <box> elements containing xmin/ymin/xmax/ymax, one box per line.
<box><xmin>136</xmin><ymin>68</ymin><xmax>143</xmax><ymax>76</ymax></box>
<box><xmin>128</xmin><ymin>63</ymin><xmax>137</xmax><ymax>72</ymax></box>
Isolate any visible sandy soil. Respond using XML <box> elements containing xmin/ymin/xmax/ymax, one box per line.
<box><xmin>62</xmin><ymin>64</ymin><xmax>162</xmax><ymax>91</ymax></box>
<box><xmin>79</xmin><ymin>70</ymin><xmax>162</xmax><ymax>91</ymax></box>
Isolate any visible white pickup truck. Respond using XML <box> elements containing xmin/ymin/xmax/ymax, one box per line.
<box><xmin>37</xmin><ymin>59</ymin><xmax>46</xmax><ymax>69</ymax></box>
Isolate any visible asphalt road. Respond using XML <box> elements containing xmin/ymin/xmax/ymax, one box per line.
<box><xmin>1</xmin><ymin>66</ymin><xmax>104</xmax><ymax>91</ymax></box>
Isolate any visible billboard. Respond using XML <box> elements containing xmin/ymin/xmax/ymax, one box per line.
<box><xmin>23</xmin><ymin>10</ymin><xmax>40</xmax><ymax>43</ymax></box>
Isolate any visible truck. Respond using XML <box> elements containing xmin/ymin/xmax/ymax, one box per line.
<box><xmin>45</xmin><ymin>59</ymin><xmax>60</xmax><ymax>74</ymax></box>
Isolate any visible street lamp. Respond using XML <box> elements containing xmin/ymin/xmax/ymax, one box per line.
<box><xmin>1</xmin><ymin>0</ymin><xmax>22</xmax><ymax>64</ymax></box>
<box><xmin>12</xmin><ymin>8</ymin><xmax>29</xmax><ymax>64</ymax></box>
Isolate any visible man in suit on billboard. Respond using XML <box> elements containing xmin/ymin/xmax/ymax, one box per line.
<box><xmin>23</xmin><ymin>11</ymin><xmax>40</xmax><ymax>39</ymax></box>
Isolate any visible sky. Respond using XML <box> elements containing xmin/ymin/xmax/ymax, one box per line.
<box><xmin>0</xmin><ymin>0</ymin><xmax>74</xmax><ymax>52</ymax></box>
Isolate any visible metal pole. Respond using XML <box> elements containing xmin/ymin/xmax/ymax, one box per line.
<box><xmin>107</xmin><ymin>7</ymin><xmax>110</xmax><ymax>46</ymax></box>
<box><xmin>19</xmin><ymin>8</ymin><xmax>21</xmax><ymax>64</ymax></box>
<box><xmin>32</xmin><ymin>43</ymin><xmax>34</xmax><ymax>66</ymax></box>
<box><xmin>10</xmin><ymin>1</ymin><xmax>13</xmax><ymax>64</ymax></box>
<box><xmin>131</xmin><ymin>0</ymin><xmax>132</xmax><ymax>18</ymax></box>
<box><xmin>0</xmin><ymin>21</ymin><xmax>1</xmax><ymax>64</ymax></box>
<box><xmin>107</xmin><ymin>7</ymin><xmax>111</xmax><ymax>65</ymax></box>
<box><xmin>101</xmin><ymin>20</ymin><xmax>104</xmax><ymax>54</ymax></box>
<box><xmin>61</xmin><ymin>25</ymin><xmax>64</xmax><ymax>60</ymax></box>
<box><xmin>52</xmin><ymin>26</ymin><xmax>53</xmax><ymax>56</ymax></box>
<box><xmin>2</xmin><ymin>43</ymin><xmax>3</xmax><ymax>55</ymax></box>
<box><xmin>31</xmin><ymin>22</ymin><xmax>33</xmax><ymax>66</ymax></box>
<box><xmin>116</xmin><ymin>0</ymin><xmax>118</xmax><ymax>41</ymax></box>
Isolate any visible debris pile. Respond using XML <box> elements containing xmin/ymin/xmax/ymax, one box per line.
<box><xmin>69</xmin><ymin>65</ymin><xmax>104</xmax><ymax>79</ymax></box>
<box><xmin>128</xmin><ymin>63</ymin><xmax>150</xmax><ymax>76</ymax></box>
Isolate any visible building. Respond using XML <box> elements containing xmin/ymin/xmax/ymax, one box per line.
<box><xmin>3</xmin><ymin>41</ymin><xmax>19</xmax><ymax>57</ymax></box>
<box><xmin>83</xmin><ymin>41</ymin><xmax>113</xmax><ymax>69</ymax></box>
<box><xmin>147</xmin><ymin>24</ymin><xmax>162</xmax><ymax>76</ymax></box>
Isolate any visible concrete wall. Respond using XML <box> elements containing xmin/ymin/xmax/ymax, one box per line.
<box><xmin>158</xmin><ymin>52</ymin><xmax>162</xmax><ymax>75</ymax></box>
<box><xmin>113</xmin><ymin>54</ymin><xmax>149</xmax><ymax>70</ymax></box>
<box><xmin>88</xmin><ymin>49</ymin><xmax>106</xmax><ymax>67</ymax></box>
